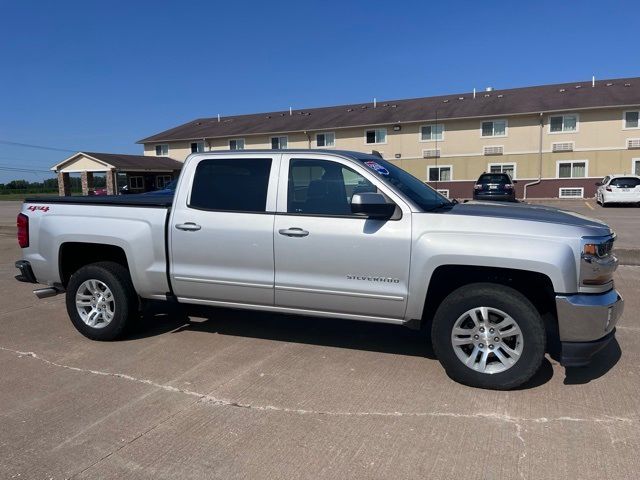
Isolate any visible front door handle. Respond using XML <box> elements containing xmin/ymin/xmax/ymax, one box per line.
<box><xmin>278</xmin><ymin>227</ymin><xmax>309</xmax><ymax>237</ymax></box>
<box><xmin>175</xmin><ymin>222</ymin><xmax>202</xmax><ymax>231</ymax></box>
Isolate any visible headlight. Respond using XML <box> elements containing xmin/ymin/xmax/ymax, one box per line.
<box><xmin>580</xmin><ymin>236</ymin><xmax>617</xmax><ymax>287</ymax></box>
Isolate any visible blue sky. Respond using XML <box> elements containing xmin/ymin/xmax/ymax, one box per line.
<box><xmin>0</xmin><ymin>0</ymin><xmax>637</xmax><ymax>183</ymax></box>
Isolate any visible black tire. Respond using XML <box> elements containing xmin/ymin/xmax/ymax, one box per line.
<box><xmin>431</xmin><ymin>283</ymin><xmax>545</xmax><ymax>390</ymax></box>
<box><xmin>65</xmin><ymin>261</ymin><xmax>137</xmax><ymax>341</ymax></box>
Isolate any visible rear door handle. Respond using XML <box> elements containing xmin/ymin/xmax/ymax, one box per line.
<box><xmin>278</xmin><ymin>227</ymin><xmax>309</xmax><ymax>237</ymax></box>
<box><xmin>175</xmin><ymin>222</ymin><xmax>202</xmax><ymax>231</ymax></box>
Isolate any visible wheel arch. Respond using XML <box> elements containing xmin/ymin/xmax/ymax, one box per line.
<box><xmin>421</xmin><ymin>265</ymin><xmax>558</xmax><ymax>347</ymax></box>
<box><xmin>59</xmin><ymin>242</ymin><xmax>130</xmax><ymax>287</ymax></box>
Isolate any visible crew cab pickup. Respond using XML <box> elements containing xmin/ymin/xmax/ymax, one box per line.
<box><xmin>15</xmin><ymin>150</ymin><xmax>624</xmax><ymax>389</ymax></box>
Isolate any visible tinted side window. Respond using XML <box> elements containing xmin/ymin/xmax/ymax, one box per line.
<box><xmin>190</xmin><ymin>158</ymin><xmax>272</xmax><ymax>212</ymax></box>
<box><xmin>288</xmin><ymin>159</ymin><xmax>377</xmax><ymax>215</ymax></box>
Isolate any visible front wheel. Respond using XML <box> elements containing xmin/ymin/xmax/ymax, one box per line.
<box><xmin>432</xmin><ymin>283</ymin><xmax>545</xmax><ymax>390</ymax></box>
<box><xmin>65</xmin><ymin>261</ymin><xmax>138</xmax><ymax>341</ymax></box>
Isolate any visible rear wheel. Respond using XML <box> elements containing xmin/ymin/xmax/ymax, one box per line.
<box><xmin>432</xmin><ymin>283</ymin><xmax>545</xmax><ymax>390</ymax></box>
<box><xmin>65</xmin><ymin>261</ymin><xmax>137</xmax><ymax>340</ymax></box>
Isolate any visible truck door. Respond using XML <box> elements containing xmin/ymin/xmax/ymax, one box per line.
<box><xmin>273</xmin><ymin>154</ymin><xmax>411</xmax><ymax>319</ymax></box>
<box><xmin>169</xmin><ymin>153</ymin><xmax>280</xmax><ymax>306</ymax></box>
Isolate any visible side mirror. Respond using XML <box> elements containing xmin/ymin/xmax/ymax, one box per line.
<box><xmin>351</xmin><ymin>193</ymin><xmax>395</xmax><ymax>219</ymax></box>
<box><xmin>512</xmin><ymin>180</ymin><xmax>518</xmax><ymax>184</ymax></box>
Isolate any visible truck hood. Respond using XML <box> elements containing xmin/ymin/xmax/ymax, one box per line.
<box><xmin>445</xmin><ymin>201</ymin><xmax>612</xmax><ymax>235</ymax></box>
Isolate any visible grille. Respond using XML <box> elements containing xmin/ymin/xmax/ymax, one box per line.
<box><xmin>627</xmin><ymin>138</ymin><xmax>640</xmax><ymax>149</ymax></box>
<box><xmin>559</xmin><ymin>187</ymin><xmax>583</xmax><ymax>198</ymax></box>
<box><xmin>553</xmin><ymin>142</ymin><xmax>574</xmax><ymax>152</ymax></box>
<box><xmin>597</xmin><ymin>239</ymin><xmax>614</xmax><ymax>257</ymax></box>
<box><xmin>483</xmin><ymin>146</ymin><xmax>504</xmax><ymax>155</ymax></box>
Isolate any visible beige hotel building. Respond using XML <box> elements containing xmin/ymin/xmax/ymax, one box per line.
<box><xmin>134</xmin><ymin>76</ymin><xmax>640</xmax><ymax>199</ymax></box>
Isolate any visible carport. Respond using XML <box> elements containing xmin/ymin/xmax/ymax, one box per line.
<box><xmin>52</xmin><ymin>151</ymin><xmax>183</xmax><ymax>196</ymax></box>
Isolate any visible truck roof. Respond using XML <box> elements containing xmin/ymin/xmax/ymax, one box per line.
<box><xmin>187</xmin><ymin>149</ymin><xmax>382</xmax><ymax>161</ymax></box>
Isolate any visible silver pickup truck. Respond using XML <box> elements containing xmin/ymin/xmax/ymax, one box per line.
<box><xmin>15</xmin><ymin>150</ymin><xmax>623</xmax><ymax>389</ymax></box>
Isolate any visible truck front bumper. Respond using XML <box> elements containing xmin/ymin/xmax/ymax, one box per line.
<box><xmin>556</xmin><ymin>289</ymin><xmax>624</xmax><ymax>367</ymax></box>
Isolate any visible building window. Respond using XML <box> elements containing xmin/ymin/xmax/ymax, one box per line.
<box><xmin>428</xmin><ymin>165</ymin><xmax>452</xmax><ymax>181</ymax></box>
<box><xmin>189</xmin><ymin>158</ymin><xmax>272</xmax><ymax>212</ymax></box>
<box><xmin>420</xmin><ymin>124</ymin><xmax>444</xmax><ymax>141</ymax></box>
<box><xmin>557</xmin><ymin>160</ymin><xmax>587</xmax><ymax>178</ymax></box>
<box><xmin>633</xmin><ymin>159</ymin><xmax>640</xmax><ymax>176</ymax></box>
<box><xmin>624</xmin><ymin>111</ymin><xmax>639</xmax><ymax>129</ymax></box>
<box><xmin>229</xmin><ymin>138</ymin><xmax>245</xmax><ymax>150</ymax></box>
<box><xmin>365</xmin><ymin>128</ymin><xmax>387</xmax><ymax>144</ymax></box>
<box><xmin>190</xmin><ymin>142</ymin><xmax>204</xmax><ymax>153</ymax></box>
<box><xmin>316</xmin><ymin>132</ymin><xmax>335</xmax><ymax>147</ymax></box>
<box><xmin>549</xmin><ymin>114</ymin><xmax>578</xmax><ymax>133</ymax></box>
<box><xmin>489</xmin><ymin>163</ymin><xmax>516</xmax><ymax>179</ymax></box>
<box><xmin>156</xmin><ymin>175</ymin><xmax>172</xmax><ymax>188</ymax></box>
<box><xmin>155</xmin><ymin>144</ymin><xmax>169</xmax><ymax>156</ymax></box>
<box><xmin>481</xmin><ymin>120</ymin><xmax>507</xmax><ymax>137</ymax></box>
<box><xmin>271</xmin><ymin>136</ymin><xmax>288</xmax><ymax>149</ymax></box>
<box><xmin>129</xmin><ymin>176</ymin><xmax>144</xmax><ymax>189</ymax></box>
<box><xmin>559</xmin><ymin>187</ymin><xmax>584</xmax><ymax>198</ymax></box>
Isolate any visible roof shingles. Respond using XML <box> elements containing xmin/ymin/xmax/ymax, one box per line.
<box><xmin>80</xmin><ymin>152</ymin><xmax>182</xmax><ymax>170</ymax></box>
<box><xmin>137</xmin><ymin>77</ymin><xmax>640</xmax><ymax>144</ymax></box>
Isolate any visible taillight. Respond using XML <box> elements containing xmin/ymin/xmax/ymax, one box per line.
<box><xmin>17</xmin><ymin>213</ymin><xmax>29</xmax><ymax>248</ymax></box>
<box><xmin>474</xmin><ymin>184</ymin><xmax>482</xmax><ymax>190</ymax></box>
<box><xmin>505</xmin><ymin>184</ymin><xmax>514</xmax><ymax>189</ymax></box>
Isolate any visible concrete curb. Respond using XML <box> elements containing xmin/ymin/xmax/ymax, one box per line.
<box><xmin>615</xmin><ymin>249</ymin><xmax>640</xmax><ymax>267</ymax></box>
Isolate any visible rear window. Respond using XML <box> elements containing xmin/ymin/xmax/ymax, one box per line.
<box><xmin>477</xmin><ymin>174</ymin><xmax>511</xmax><ymax>184</ymax></box>
<box><xmin>609</xmin><ymin>177</ymin><xmax>640</xmax><ymax>188</ymax></box>
<box><xmin>189</xmin><ymin>158</ymin><xmax>272</xmax><ymax>212</ymax></box>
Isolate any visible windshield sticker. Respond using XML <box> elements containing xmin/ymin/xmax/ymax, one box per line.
<box><xmin>364</xmin><ymin>161</ymin><xmax>389</xmax><ymax>176</ymax></box>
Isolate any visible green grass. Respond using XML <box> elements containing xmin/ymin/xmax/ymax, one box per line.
<box><xmin>0</xmin><ymin>192</ymin><xmax>82</xmax><ymax>201</ymax></box>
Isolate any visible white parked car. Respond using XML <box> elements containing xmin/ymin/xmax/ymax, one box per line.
<box><xmin>595</xmin><ymin>175</ymin><xmax>640</xmax><ymax>206</ymax></box>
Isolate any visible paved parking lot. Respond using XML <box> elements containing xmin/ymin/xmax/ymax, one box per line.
<box><xmin>1</xmin><ymin>198</ymin><xmax>639</xmax><ymax>479</ymax></box>
<box><xmin>526</xmin><ymin>198</ymin><xmax>640</xmax><ymax>251</ymax></box>
<box><xmin>0</xmin><ymin>201</ymin><xmax>21</xmax><ymax>233</ymax></box>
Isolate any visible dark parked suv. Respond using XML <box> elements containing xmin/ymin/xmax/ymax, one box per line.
<box><xmin>473</xmin><ymin>173</ymin><xmax>517</xmax><ymax>202</ymax></box>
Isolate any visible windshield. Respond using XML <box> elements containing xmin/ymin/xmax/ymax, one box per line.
<box><xmin>356</xmin><ymin>156</ymin><xmax>451</xmax><ymax>211</ymax></box>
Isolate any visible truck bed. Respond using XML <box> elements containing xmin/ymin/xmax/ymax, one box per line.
<box><xmin>24</xmin><ymin>195</ymin><xmax>173</xmax><ymax>208</ymax></box>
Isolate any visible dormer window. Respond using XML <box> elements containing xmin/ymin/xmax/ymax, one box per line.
<box><xmin>155</xmin><ymin>144</ymin><xmax>168</xmax><ymax>156</ymax></box>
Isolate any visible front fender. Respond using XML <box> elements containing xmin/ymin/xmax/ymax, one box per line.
<box><xmin>405</xmin><ymin>231</ymin><xmax>576</xmax><ymax>320</ymax></box>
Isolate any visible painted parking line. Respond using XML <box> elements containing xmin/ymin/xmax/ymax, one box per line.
<box><xmin>584</xmin><ymin>201</ymin><xmax>595</xmax><ymax>210</ymax></box>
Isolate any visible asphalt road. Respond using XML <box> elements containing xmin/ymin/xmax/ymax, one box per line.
<box><xmin>1</xmin><ymin>231</ymin><xmax>640</xmax><ymax>479</ymax></box>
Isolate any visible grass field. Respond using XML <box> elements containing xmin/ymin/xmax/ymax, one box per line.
<box><xmin>0</xmin><ymin>192</ymin><xmax>81</xmax><ymax>201</ymax></box>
